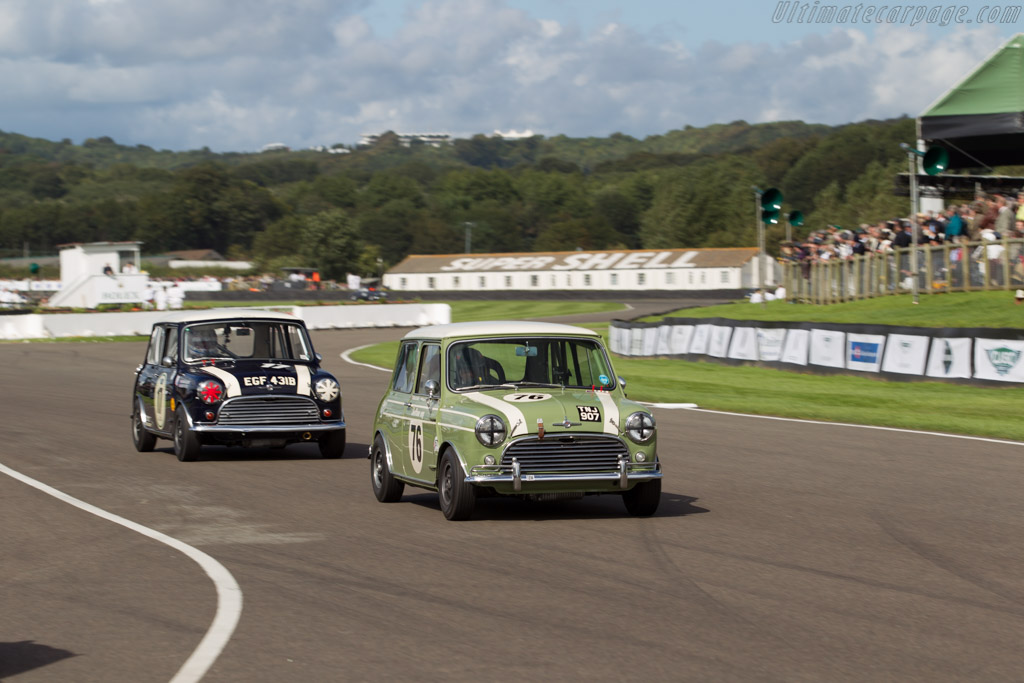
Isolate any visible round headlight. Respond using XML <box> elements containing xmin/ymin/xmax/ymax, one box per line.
<box><xmin>475</xmin><ymin>414</ymin><xmax>507</xmax><ymax>447</ymax></box>
<box><xmin>314</xmin><ymin>377</ymin><xmax>340</xmax><ymax>402</ymax></box>
<box><xmin>625</xmin><ymin>411</ymin><xmax>655</xmax><ymax>443</ymax></box>
<box><xmin>196</xmin><ymin>379</ymin><xmax>224</xmax><ymax>404</ymax></box>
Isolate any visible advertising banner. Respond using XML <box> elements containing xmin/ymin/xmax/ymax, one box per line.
<box><xmin>707</xmin><ymin>325</ymin><xmax>732</xmax><ymax>358</ymax></box>
<box><xmin>809</xmin><ymin>329</ymin><xmax>846</xmax><ymax>368</ymax></box>
<box><xmin>925</xmin><ymin>337</ymin><xmax>972</xmax><ymax>379</ymax></box>
<box><xmin>727</xmin><ymin>326</ymin><xmax>758</xmax><ymax>361</ymax></box>
<box><xmin>608</xmin><ymin>319</ymin><xmax>1024</xmax><ymax>386</ymax></box>
<box><xmin>757</xmin><ymin>328</ymin><xmax>786</xmax><ymax>362</ymax></box>
<box><xmin>669</xmin><ymin>325</ymin><xmax>694</xmax><ymax>355</ymax></box>
<box><xmin>882</xmin><ymin>334</ymin><xmax>930</xmax><ymax>375</ymax></box>
<box><xmin>846</xmin><ymin>333</ymin><xmax>886</xmax><ymax>373</ymax></box>
<box><xmin>781</xmin><ymin>328</ymin><xmax>809</xmax><ymax>365</ymax></box>
<box><xmin>688</xmin><ymin>324</ymin><xmax>712</xmax><ymax>355</ymax></box>
<box><xmin>973</xmin><ymin>338</ymin><xmax>1024</xmax><ymax>382</ymax></box>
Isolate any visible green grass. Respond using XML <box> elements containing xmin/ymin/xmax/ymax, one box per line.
<box><xmin>442</xmin><ymin>300</ymin><xmax>624</xmax><ymax>322</ymax></box>
<box><xmin>349</xmin><ymin>295</ymin><xmax>1024</xmax><ymax>442</ymax></box>
<box><xmin>644</xmin><ymin>290</ymin><xmax>1024</xmax><ymax>328</ymax></box>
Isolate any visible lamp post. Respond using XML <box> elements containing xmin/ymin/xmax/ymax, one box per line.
<box><xmin>753</xmin><ymin>186</ymin><xmax>784</xmax><ymax>303</ymax></box>
<box><xmin>899</xmin><ymin>142</ymin><xmax>948</xmax><ymax>305</ymax></box>
<box><xmin>464</xmin><ymin>222</ymin><xmax>474</xmax><ymax>254</ymax></box>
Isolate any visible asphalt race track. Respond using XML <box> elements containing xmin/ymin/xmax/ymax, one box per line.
<box><xmin>2</xmin><ymin>305</ymin><xmax>1024</xmax><ymax>682</ymax></box>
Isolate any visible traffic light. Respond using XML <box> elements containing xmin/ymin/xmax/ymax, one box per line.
<box><xmin>787</xmin><ymin>211</ymin><xmax>804</xmax><ymax>228</ymax></box>
<box><xmin>899</xmin><ymin>143</ymin><xmax>949</xmax><ymax>176</ymax></box>
<box><xmin>761</xmin><ymin>188</ymin><xmax>783</xmax><ymax>224</ymax></box>
<box><xmin>922</xmin><ymin>146</ymin><xmax>949</xmax><ymax>176</ymax></box>
<box><xmin>29</xmin><ymin>262</ymin><xmax>39</xmax><ymax>275</ymax></box>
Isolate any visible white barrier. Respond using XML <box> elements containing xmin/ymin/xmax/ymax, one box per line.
<box><xmin>609</xmin><ymin>318</ymin><xmax>1024</xmax><ymax>385</ymax></box>
<box><xmin>0</xmin><ymin>304</ymin><xmax>451</xmax><ymax>340</ymax></box>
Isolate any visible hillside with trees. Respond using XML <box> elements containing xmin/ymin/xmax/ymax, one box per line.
<box><xmin>0</xmin><ymin>117</ymin><xmax>920</xmax><ymax>279</ymax></box>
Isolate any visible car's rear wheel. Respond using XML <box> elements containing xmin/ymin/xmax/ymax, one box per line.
<box><xmin>131</xmin><ymin>401</ymin><xmax>157</xmax><ymax>452</ymax></box>
<box><xmin>173</xmin><ymin>405</ymin><xmax>201</xmax><ymax>462</ymax></box>
<box><xmin>622</xmin><ymin>479</ymin><xmax>661</xmax><ymax>517</ymax></box>
<box><xmin>370</xmin><ymin>435</ymin><xmax>404</xmax><ymax>502</ymax></box>
<box><xmin>438</xmin><ymin>450</ymin><xmax>475</xmax><ymax>521</ymax></box>
<box><xmin>318</xmin><ymin>429</ymin><xmax>346</xmax><ymax>459</ymax></box>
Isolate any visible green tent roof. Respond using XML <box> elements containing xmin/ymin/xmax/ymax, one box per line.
<box><xmin>923</xmin><ymin>34</ymin><xmax>1024</xmax><ymax>117</ymax></box>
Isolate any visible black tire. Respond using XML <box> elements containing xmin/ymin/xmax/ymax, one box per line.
<box><xmin>438</xmin><ymin>450</ymin><xmax>476</xmax><ymax>521</ymax></box>
<box><xmin>318</xmin><ymin>429</ymin><xmax>346</xmax><ymax>459</ymax></box>
<box><xmin>131</xmin><ymin>401</ymin><xmax>157</xmax><ymax>453</ymax></box>
<box><xmin>623</xmin><ymin>478</ymin><xmax>661</xmax><ymax>517</ymax></box>
<box><xmin>173</xmin><ymin>405</ymin><xmax>201</xmax><ymax>462</ymax></box>
<box><xmin>370</xmin><ymin>435</ymin><xmax>404</xmax><ymax>502</ymax></box>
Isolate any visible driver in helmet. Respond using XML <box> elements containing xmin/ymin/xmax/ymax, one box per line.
<box><xmin>188</xmin><ymin>326</ymin><xmax>222</xmax><ymax>359</ymax></box>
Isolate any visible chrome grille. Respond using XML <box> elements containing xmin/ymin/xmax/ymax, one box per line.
<box><xmin>501</xmin><ymin>435</ymin><xmax>628</xmax><ymax>474</ymax></box>
<box><xmin>217</xmin><ymin>396</ymin><xmax>320</xmax><ymax>426</ymax></box>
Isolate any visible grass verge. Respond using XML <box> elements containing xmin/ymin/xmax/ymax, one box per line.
<box><xmin>348</xmin><ymin>296</ymin><xmax>1024</xmax><ymax>442</ymax></box>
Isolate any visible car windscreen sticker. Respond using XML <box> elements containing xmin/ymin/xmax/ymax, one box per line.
<box><xmin>577</xmin><ymin>405</ymin><xmax>601</xmax><ymax>422</ymax></box>
<box><xmin>598</xmin><ymin>374</ymin><xmax>610</xmax><ymax>386</ymax></box>
<box><xmin>503</xmin><ymin>393</ymin><xmax>551</xmax><ymax>403</ymax></box>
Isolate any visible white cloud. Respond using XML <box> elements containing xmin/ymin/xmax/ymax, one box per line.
<box><xmin>0</xmin><ymin>0</ymin><xmax>1008</xmax><ymax>151</ymax></box>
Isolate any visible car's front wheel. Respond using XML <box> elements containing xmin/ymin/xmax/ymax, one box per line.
<box><xmin>438</xmin><ymin>450</ymin><xmax>475</xmax><ymax>521</ymax></box>
<box><xmin>622</xmin><ymin>479</ymin><xmax>661</xmax><ymax>517</ymax></box>
<box><xmin>318</xmin><ymin>429</ymin><xmax>346</xmax><ymax>459</ymax></box>
<box><xmin>173</xmin><ymin>405</ymin><xmax>201</xmax><ymax>462</ymax></box>
<box><xmin>370</xmin><ymin>436</ymin><xmax>404</xmax><ymax>502</ymax></box>
<box><xmin>131</xmin><ymin>401</ymin><xmax>157</xmax><ymax>452</ymax></box>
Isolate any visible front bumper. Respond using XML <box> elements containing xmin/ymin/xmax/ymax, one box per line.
<box><xmin>191</xmin><ymin>420</ymin><xmax>345</xmax><ymax>434</ymax></box>
<box><xmin>468</xmin><ymin>455</ymin><xmax>661</xmax><ymax>491</ymax></box>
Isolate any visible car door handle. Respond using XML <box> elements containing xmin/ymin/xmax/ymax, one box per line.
<box><xmin>403</xmin><ymin>401</ymin><xmax>412</xmax><ymax>408</ymax></box>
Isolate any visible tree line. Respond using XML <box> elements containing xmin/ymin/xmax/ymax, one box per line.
<box><xmin>0</xmin><ymin>118</ymin><xmax>921</xmax><ymax>280</ymax></box>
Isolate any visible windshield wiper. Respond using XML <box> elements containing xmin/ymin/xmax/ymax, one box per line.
<box><xmin>458</xmin><ymin>383</ymin><xmax>515</xmax><ymax>391</ymax></box>
<box><xmin>511</xmin><ymin>381</ymin><xmax>563</xmax><ymax>388</ymax></box>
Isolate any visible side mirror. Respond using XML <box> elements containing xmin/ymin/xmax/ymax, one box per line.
<box><xmin>618</xmin><ymin>376</ymin><xmax>627</xmax><ymax>389</ymax></box>
<box><xmin>315</xmin><ymin>352</ymin><xmax>323</xmax><ymax>362</ymax></box>
<box><xmin>424</xmin><ymin>379</ymin><xmax>439</xmax><ymax>398</ymax></box>
<box><xmin>162</xmin><ymin>356</ymin><xmax>174</xmax><ymax>366</ymax></box>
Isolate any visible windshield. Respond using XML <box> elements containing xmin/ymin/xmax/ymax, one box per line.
<box><xmin>447</xmin><ymin>337</ymin><xmax>614</xmax><ymax>391</ymax></box>
<box><xmin>183</xmin><ymin>321</ymin><xmax>313</xmax><ymax>362</ymax></box>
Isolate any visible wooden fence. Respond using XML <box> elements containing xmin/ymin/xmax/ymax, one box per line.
<box><xmin>781</xmin><ymin>237</ymin><xmax>1024</xmax><ymax>304</ymax></box>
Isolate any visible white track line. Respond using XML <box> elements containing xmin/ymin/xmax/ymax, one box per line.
<box><xmin>666</xmin><ymin>406</ymin><xmax>1024</xmax><ymax>447</ymax></box>
<box><xmin>0</xmin><ymin>462</ymin><xmax>242</xmax><ymax>683</ymax></box>
<box><xmin>340</xmin><ymin>345</ymin><xmax>390</xmax><ymax>372</ymax></box>
<box><xmin>340</xmin><ymin>348</ymin><xmax>1022</xmax><ymax>446</ymax></box>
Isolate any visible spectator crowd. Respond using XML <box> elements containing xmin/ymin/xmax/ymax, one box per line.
<box><xmin>779</xmin><ymin>192</ymin><xmax>1024</xmax><ymax>265</ymax></box>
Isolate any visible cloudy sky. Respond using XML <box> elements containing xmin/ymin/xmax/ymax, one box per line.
<box><xmin>0</xmin><ymin>0</ymin><xmax>1017</xmax><ymax>152</ymax></box>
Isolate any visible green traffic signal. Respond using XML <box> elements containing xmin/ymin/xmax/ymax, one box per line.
<box><xmin>761</xmin><ymin>188</ymin><xmax>783</xmax><ymax>211</ymax></box>
<box><xmin>760</xmin><ymin>188</ymin><xmax>783</xmax><ymax>224</ymax></box>
<box><xmin>922</xmin><ymin>146</ymin><xmax>948</xmax><ymax>176</ymax></box>
<box><xmin>788</xmin><ymin>210</ymin><xmax>804</xmax><ymax>227</ymax></box>
<box><xmin>900</xmin><ymin>142</ymin><xmax>949</xmax><ymax>176</ymax></box>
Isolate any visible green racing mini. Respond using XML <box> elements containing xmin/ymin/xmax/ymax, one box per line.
<box><xmin>369</xmin><ymin>321</ymin><xmax>662</xmax><ymax>520</ymax></box>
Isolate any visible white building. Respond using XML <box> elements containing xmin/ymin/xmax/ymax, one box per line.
<box><xmin>359</xmin><ymin>132</ymin><xmax>451</xmax><ymax>148</ymax></box>
<box><xmin>383</xmin><ymin>247</ymin><xmax>776</xmax><ymax>292</ymax></box>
